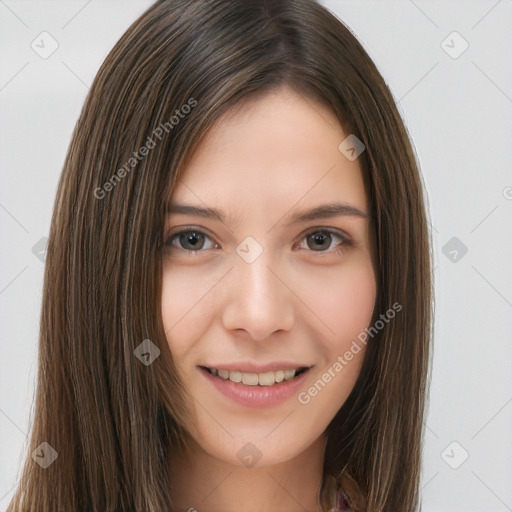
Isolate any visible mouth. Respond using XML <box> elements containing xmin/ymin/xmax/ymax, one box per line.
<box><xmin>199</xmin><ymin>365</ymin><xmax>311</xmax><ymax>387</ymax></box>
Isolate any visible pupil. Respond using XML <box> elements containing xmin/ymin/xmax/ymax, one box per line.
<box><xmin>308</xmin><ymin>232</ymin><xmax>330</xmax><ymax>251</ymax></box>
<box><xmin>180</xmin><ymin>232</ymin><xmax>204</xmax><ymax>250</ymax></box>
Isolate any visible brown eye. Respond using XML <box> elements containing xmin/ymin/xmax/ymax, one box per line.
<box><xmin>306</xmin><ymin>232</ymin><xmax>332</xmax><ymax>251</ymax></box>
<box><xmin>164</xmin><ymin>229</ymin><xmax>218</xmax><ymax>254</ymax></box>
<box><xmin>296</xmin><ymin>228</ymin><xmax>352</xmax><ymax>254</ymax></box>
<box><xmin>177</xmin><ymin>231</ymin><xmax>206</xmax><ymax>251</ymax></box>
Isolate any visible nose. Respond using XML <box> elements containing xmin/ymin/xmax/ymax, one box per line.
<box><xmin>221</xmin><ymin>253</ymin><xmax>295</xmax><ymax>341</ymax></box>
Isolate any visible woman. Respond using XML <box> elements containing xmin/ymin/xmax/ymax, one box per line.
<box><xmin>7</xmin><ymin>0</ymin><xmax>434</xmax><ymax>511</ymax></box>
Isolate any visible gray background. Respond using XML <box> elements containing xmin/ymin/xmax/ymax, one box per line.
<box><xmin>1</xmin><ymin>1</ymin><xmax>511</xmax><ymax>510</ymax></box>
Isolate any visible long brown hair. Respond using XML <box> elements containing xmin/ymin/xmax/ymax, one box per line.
<box><xmin>7</xmin><ymin>1</ymin><xmax>433</xmax><ymax>510</ymax></box>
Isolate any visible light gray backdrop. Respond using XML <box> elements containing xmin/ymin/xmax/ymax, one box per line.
<box><xmin>1</xmin><ymin>1</ymin><xmax>511</xmax><ymax>510</ymax></box>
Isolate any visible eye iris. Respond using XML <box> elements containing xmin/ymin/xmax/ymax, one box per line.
<box><xmin>307</xmin><ymin>232</ymin><xmax>331</xmax><ymax>251</ymax></box>
<box><xmin>172</xmin><ymin>231</ymin><xmax>338</xmax><ymax>252</ymax></box>
<box><xmin>180</xmin><ymin>232</ymin><xmax>204</xmax><ymax>250</ymax></box>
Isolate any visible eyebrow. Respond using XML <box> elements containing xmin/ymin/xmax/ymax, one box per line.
<box><xmin>281</xmin><ymin>202</ymin><xmax>368</xmax><ymax>225</ymax></box>
<box><xmin>166</xmin><ymin>202</ymin><xmax>368</xmax><ymax>226</ymax></box>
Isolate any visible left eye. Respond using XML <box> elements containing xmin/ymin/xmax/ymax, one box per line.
<box><xmin>295</xmin><ymin>229</ymin><xmax>352</xmax><ymax>253</ymax></box>
<box><xmin>163</xmin><ymin>228</ymin><xmax>351</xmax><ymax>255</ymax></box>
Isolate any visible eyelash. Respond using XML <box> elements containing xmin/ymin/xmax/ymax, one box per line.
<box><xmin>163</xmin><ymin>226</ymin><xmax>353</xmax><ymax>257</ymax></box>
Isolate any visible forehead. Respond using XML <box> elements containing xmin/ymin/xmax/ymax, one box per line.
<box><xmin>170</xmin><ymin>86</ymin><xmax>367</xmax><ymax>218</ymax></box>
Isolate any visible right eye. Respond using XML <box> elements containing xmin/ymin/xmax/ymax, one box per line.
<box><xmin>164</xmin><ymin>228</ymin><xmax>219</xmax><ymax>255</ymax></box>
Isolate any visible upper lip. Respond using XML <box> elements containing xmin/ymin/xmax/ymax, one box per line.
<box><xmin>200</xmin><ymin>362</ymin><xmax>313</xmax><ymax>373</ymax></box>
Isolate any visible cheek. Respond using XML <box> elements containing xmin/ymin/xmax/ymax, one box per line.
<box><xmin>334</xmin><ymin>268</ymin><xmax>376</xmax><ymax>340</ymax></box>
<box><xmin>160</xmin><ymin>267</ymin><xmax>215</xmax><ymax>359</ymax></box>
<box><xmin>296</xmin><ymin>257</ymin><xmax>377</xmax><ymax>348</ymax></box>
<box><xmin>294</xmin><ymin>260</ymin><xmax>376</xmax><ymax>413</ymax></box>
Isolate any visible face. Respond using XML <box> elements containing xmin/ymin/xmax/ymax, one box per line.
<box><xmin>161</xmin><ymin>85</ymin><xmax>377</xmax><ymax>467</ymax></box>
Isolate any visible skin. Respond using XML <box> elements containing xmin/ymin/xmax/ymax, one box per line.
<box><xmin>162</xmin><ymin>85</ymin><xmax>377</xmax><ymax>512</ymax></box>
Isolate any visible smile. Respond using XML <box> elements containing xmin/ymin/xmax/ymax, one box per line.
<box><xmin>203</xmin><ymin>366</ymin><xmax>309</xmax><ymax>387</ymax></box>
<box><xmin>198</xmin><ymin>365</ymin><xmax>313</xmax><ymax>408</ymax></box>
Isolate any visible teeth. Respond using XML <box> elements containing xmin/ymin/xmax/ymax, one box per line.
<box><xmin>258</xmin><ymin>371</ymin><xmax>276</xmax><ymax>386</ymax></box>
<box><xmin>228</xmin><ymin>370</ymin><xmax>241</xmax><ymax>382</ymax></box>
<box><xmin>242</xmin><ymin>372</ymin><xmax>259</xmax><ymax>386</ymax></box>
<box><xmin>208</xmin><ymin>367</ymin><xmax>303</xmax><ymax>386</ymax></box>
<box><xmin>283</xmin><ymin>369</ymin><xmax>296</xmax><ymax>380</ymax></box>
<box><xmin>218</xmin><ymin>369</ymin><xmax>230</xmax><ymax>380</ymax></box>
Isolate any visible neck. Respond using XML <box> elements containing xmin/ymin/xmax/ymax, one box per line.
<box><xmin>168</xmin><ymin>434</ymin><xmax>327</xmax><ymax>512</ymax></box>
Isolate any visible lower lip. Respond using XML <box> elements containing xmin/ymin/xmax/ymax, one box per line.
<box><xmin>198</xmin><ymin>366</ymin><xmax>311</xmax><ymax>408</ymax></box>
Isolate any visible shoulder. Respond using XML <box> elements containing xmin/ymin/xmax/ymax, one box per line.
<box><xmin>336</xmin><ymin>473</ymin><xmax>367</xmax><ymax>512</ymax></box>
